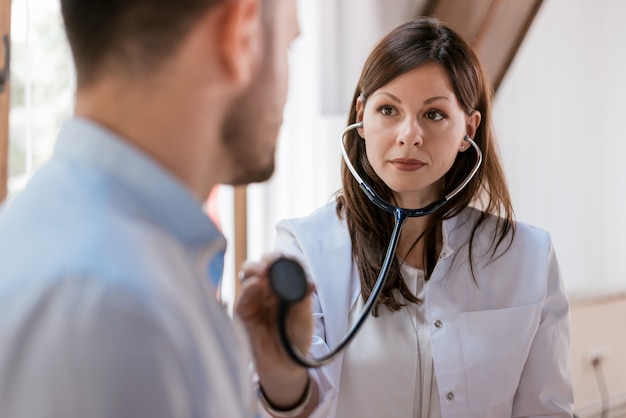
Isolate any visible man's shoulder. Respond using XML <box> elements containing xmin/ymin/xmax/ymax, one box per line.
<box><xmin>0</xmin><ymin>170</ymin><xmax>183</xmax><ymax>295</ymax></box>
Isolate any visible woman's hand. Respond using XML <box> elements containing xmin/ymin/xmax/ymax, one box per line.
<box><xmin>235</xmin><ymin>255</ymin><xmax>316</xmax><ymax>410</ymax></box>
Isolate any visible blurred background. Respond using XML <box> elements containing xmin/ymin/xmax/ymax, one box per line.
<box><xmin>0</xmin><ymin>0</ymin><xmax>624</xmax><ymax>416</ymax></box>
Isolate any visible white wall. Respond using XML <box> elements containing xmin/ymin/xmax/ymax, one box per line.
<box><xmin>245</xmin><ymin>0</ymin><xmax>626</xmax><ymax>303</ymax></box>
<box><xmin>493</xmin><ymin>0</ymin><xmax>626</xmax><ymax>300</ymax></box>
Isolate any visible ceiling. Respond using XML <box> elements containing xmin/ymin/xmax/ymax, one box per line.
<box><xmin>319</xmin><ymin>0</ymin><xmax>544</xmax><ymax>114</ymax></box>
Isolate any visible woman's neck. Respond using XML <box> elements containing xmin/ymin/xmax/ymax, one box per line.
<box><xmin>396</xmin><ymin>216</ymin><xmax>442</xmax><ymax>269</ymax></box>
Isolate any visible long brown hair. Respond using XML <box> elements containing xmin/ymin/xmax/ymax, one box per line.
<box><xmin>336</xmin><ymin>17</ymin><xmax>514</xmax><ymax>315</ymax></box>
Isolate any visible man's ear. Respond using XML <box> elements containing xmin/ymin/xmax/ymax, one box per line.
<box><xmin>215</xmin><ymin>0</ymin><xmax>262</xmax><ymax>86</ymax></box>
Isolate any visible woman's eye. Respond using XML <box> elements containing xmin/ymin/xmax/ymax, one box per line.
<box><xmin>426</xmin><ymin>110</ymin><xmax>444</xmax><ymax>121</ymax></box>
<box><xmin>378</xmin><ymin>105</ymin><xmax>395</xmax><ymax>116</ymax></box>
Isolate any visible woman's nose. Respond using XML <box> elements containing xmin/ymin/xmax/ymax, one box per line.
<box><xmin>396</xmin><ymin>118</ymin><xmax>424</xmax><ymax>147</ymax></box>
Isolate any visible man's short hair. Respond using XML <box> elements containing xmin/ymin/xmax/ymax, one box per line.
<box><xmin>61</xmin><ymin>0</ymin><xmax>227</xmax><ymax>86</ymax></box>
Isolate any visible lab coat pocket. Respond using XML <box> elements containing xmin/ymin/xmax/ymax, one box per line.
<box><xmin>459</xmin><ymin>303</ymin><xmax>541</xmax><ymax>410</ymax></box>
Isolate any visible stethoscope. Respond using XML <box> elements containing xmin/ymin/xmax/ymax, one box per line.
<box><xmin>268</xmin><ymin>121</ymin><xmax>483</xmax><ymax>368</ymax></box>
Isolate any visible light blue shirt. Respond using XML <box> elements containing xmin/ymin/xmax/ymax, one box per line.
<box><xmin>0</xmin><ymin>117</ymin><xmax>258</xmax><ymax>417</ymax></box>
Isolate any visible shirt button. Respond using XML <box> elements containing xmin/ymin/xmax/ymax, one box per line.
<box><xmin>446</xmin><ymin>392</ymin><xmax>455</xmax><ymax>401</ymax></box>
<box><xmin>434</xmin><ymin>319</ymin><xmax>443</xmax><ymax>328</ymax></box>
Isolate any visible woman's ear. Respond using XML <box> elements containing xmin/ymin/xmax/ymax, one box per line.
<box><xmin>466</xmin><ymin>110</ymin><xmax>481</xmax><ymax>140</ymax></box>
<box><xmin>355</xmin><ymin>96</ymin><xmax>366</xmax><ymax>138</ymax></box>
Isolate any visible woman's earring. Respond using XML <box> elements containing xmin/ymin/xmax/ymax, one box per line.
<box><xmin>460</xmin><ymin>134</ymin><xmax>471</xmax><ymax>151</ymax></box>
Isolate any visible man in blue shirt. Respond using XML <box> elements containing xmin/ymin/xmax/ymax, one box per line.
<box><xmin>0</xmin><ymin>0</ymin><xmax>310</xmax><ymax>417</ymax></box>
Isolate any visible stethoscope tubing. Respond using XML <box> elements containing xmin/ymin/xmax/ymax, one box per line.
<box><xmin>273</xmin><ymin>122</ymin><xmax>483</xmax><ymax>368</ymax></box>
<box><xmin>277</xmin><ymin>208</ymin><xmax>407</xmax><ymax>368</ymax></box>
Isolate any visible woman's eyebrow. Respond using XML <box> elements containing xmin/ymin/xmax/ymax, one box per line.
<box><xmin>372</xmin><ymin>92</ymin><xmax>402</xmax><ymax>103</ymax></box>
<box><xmin>423</xmin><ymin>96</ymin><xmax>450</xmax><ymax>105</ymax></box>
<box><xmin>371</xmin><ymin>92</ymin><xmax>451</xmax><ymax>105</ymax></box>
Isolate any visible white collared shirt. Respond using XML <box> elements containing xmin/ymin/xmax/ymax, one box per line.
<box><xmin>336</xmin><ymin>263</ymin><xmax>442</xmax><ymax>418</ymax></box>
<box><xmin>274</xmin><ymin>201</ymin><xmax>574</xmax><ymax>418</ymax></box>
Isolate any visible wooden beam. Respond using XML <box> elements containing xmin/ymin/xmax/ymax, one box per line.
<box><xmin>0</xmin><ymin>0</ymin><xmax>10</xmax><ymax>203</ymax></box>
<box><xmin>474</xmin><ymin>0</ymin><xmax>544</xmax><ymax>90</ymax></box>
<box><xmin>234</xmin><ymin>185</ymin><xmax>247</xmax><ymax>295</ymax></box>
<box><xmin>423</xmin><ymin>0</ymin><xmax>543</xmax><ymax>92</ymax></box>
<box><xmin>423</xmin><ymin>0</ymin><xmax>494</xmax><ymax>42</ymax></box>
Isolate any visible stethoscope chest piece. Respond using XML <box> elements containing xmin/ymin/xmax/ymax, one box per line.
<box><xmin>269</xmin><ymin>258</ymin><xmax>308</xmax><ymax>304</ymax></box>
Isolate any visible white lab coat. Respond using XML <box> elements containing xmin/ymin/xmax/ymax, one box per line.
<box><xmin>274</xmin><ymin>202</ymin><xmax>573</xmax><ymax>418</ymax></box>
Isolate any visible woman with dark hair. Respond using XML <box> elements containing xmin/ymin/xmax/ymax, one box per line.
<box><xmin>237</xmin><ymin>16</ymin><xmax>573</xmax><ymax>418</ymax></box>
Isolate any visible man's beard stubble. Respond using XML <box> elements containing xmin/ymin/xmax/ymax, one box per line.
<box><xmin>220</xmin><ymin>38</ymin><xmax>280</xmax><ymax>186</ymax></box>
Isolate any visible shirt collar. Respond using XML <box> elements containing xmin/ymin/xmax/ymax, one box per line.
<box><xmin>440</xmin><ymin>207</ymin><xmax>482</xmax><ymax>260</ymax></box>
<box><xmin>439</xmin><ymin>223</ymin><xmax>454</xmax><ymax>260</ymax></box>
<box><xmin>53</xmin><ymin>117</ymin><xmax>225</xmax><ymax>252</ymax></box>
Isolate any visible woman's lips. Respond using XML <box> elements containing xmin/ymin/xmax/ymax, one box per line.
<box><xmin>390</xmin><ymin>158</ymin><xmax>425</xmax><ymax>171</ymax></box>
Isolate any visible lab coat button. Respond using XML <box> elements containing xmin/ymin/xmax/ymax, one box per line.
<box><xmin>434</xmin><ymin>319</ymin><xmax>443</xmax><ymax>328</ymax></box>
<box><xmin>446</xmin><ymin>392</ymin><xmax>454</xmax><ymax>401</ymax></box>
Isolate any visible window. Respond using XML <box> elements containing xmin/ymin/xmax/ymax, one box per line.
<box><xmin>9</xmin><ymin>0</ymin><xmax>73</xmax><ymax>197</ymax></box>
